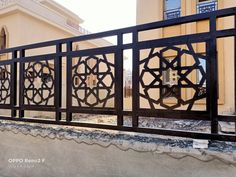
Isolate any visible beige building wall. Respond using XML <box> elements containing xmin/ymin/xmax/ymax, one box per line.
<box><xmin>0</xmin><ymin>13</ymin><xmax>20</xmax><ymax>57</ymax></box>
<box><xmin>17</xmin><ymin>13</ymin><xmax>71</xmax><ymax>47</ymax></box>
<box><xmin>136</xmin><ymin>0</ymin><xmax>236</xmax><ymax>114</ymax></box>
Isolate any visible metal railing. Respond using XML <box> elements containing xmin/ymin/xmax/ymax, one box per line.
<box><xmin>197</xmin><ymin>1</ymin><xmax>217</xmax><ymax>14</ymax></box>
<box><xmin>0</xmin><ymin>8</ymin><xmax>236</xmax><ymax>141</ymax></box>
<box><xmin>164</xmin><ymin>8</ymin><xmax>181</xmax><ymax>20</ymax></box>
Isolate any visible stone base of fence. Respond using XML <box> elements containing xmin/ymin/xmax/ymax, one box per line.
<box><xmin>0</xmin><ymin>120</ymin><xmax>235</xmax><ymax>177</ymax></box>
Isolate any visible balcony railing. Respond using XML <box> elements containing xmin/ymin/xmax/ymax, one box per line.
<box><xmin>0</xmin><ymin>8</ymin><xmax>236</xmax><ymax>142</ymax></box>
<box><xmin>164</xmin><ymin>8</ymin><xmax>181</xmax><ymax>20</ymax></box>
<box><xmin>197</xmin><ymin>1</ymin><xmax>217</xmax><ymax>14</ymax></box>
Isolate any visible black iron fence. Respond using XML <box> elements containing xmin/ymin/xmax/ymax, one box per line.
<box><xmin>0</xmin><ymin>8</ymin><xmax>236</xmax><ymax>141</ymax></box>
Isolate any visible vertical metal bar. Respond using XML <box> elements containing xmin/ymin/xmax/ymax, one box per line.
<box><xmin>132</xmin><ymin>30</ymin><xmax>139</xmax><ymax>127</ymax></box>
<box><xmin>66</xmin><ymin>42</ymin><xmax>72</xmax><ymax>122</ymax></box>
<box><xmin>19</xmin><ymin>49</ymin><xmax>25</xmax><ymax>118</ymax></box>
<box><xmin>234</xmin><ymin>14</ymin><xmax>236</xmax><ymax>134</ymax></box>
<box><xmin>55</xmin><ymin>43</ymin><xmax>62</xmax><ymax>121</ymax></box>
<box><xmin>11</xmin><ymin>50</ymin><xmax>17</xmax><ymax>117</ymax></box>
<box><xmin>206</xmin><ymin>42</ymin><xmax>211</xmax><ymax>114</ymax></box>
<box><xmin>209</xmin><ymin>16</ymin><xmax>218</xmax><ymax>134</ymax></box>
<box><xmin>116</xmin><ymin>34</ymin><xmax>123</xmax><ymax>126</ymax></box>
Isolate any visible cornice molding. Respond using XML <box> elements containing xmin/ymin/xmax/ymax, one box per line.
<box><xmin>0</xmin><ymin>0</ymin><xmax>18</xmax><ymax>8</ymax></box>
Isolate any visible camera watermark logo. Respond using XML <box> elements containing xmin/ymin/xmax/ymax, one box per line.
<box><xmin>8</xmin><ymin>158</ymin><xmax>46</xmax><ymax>168</ymax></box>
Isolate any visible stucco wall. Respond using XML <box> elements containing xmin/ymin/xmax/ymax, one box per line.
<box><xmin>0</xmin><ymin>120</ymin><xmax>235</xmax><ymax>177</ymax></box>
<box><xmin>0</xmin><ymin>12</ymin><xmax>21</xmax><ymax>49</ymax></box>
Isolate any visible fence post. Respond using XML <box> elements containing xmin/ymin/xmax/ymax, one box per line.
<box><xmin>11</xmin><ymin>50</ymin><xmax>17</xmax><ymax>117</ymax></box>
<box><xmin>19</xmin><ymin>49</ymin><xmax>25</xmax><ymax>118</ymax></box>
<box><xmin>234</xmin><ymin>13</ymin><xmax>236</xmax><ymax>134</ymax></box>
<box><xmin>209</xmin><ymin>16</ymin><xmax>218</xmax><ymax>134</ymax></box>
<box><xmin>55</xmin><ymin>43</ymin><xmax>62</xmax><ymax>121</ymax></box>
<box><xmin>116</xmin><ymin>33</ymin><xmax>124</xmax><ymax>126</ymax></box>
<box><xmin>132</xmin><ymin>30</ymin><xmax>139</xmax><ymax>127</ymax></box>
<box><xmin>66</xmin><ymin>42</ymin><xmax>72</xmax><ymax>122</ymax></box>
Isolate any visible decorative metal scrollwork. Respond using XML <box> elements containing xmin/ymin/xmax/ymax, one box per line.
<box><xmin>24</xmin><ymin>61</ymin><xmax>55</xmax><ymax>105</ymax></box>
<box><xmin>0</xmin><ymin>64</ymin><xmax>10</xmax><ymax>104</ymax></box>
<box><xmin>139</xmin><ymin>43</ymin><xmax>207</xmax><ymax>111</ymax></box>
<box><xmin>72</xmin><ymin>54</ymin><xmax>115</xmax><ymax>108</ymax></box>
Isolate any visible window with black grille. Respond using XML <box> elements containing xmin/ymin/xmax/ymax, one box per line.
<box><xmin>164</xmin><ymin>0</ymin><xmax>181</xmax><ymax>20</ymax></box>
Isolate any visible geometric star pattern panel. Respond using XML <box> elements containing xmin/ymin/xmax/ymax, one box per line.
<box><xmin>72</xmin><ymin>54</ymin><xmax>115</xmax><ymax>108</ymax></box>
<box><xmin>0</xmin><ymin>64</ymin><xmax>11</xmax><ymax>104</ymax></box>
<box><xmin>139</xmin><ymin>43</ymin><xmax>207</xmax><ymax>111</ymax></box>
<box><xmin>23</xmin><ymin>60</ymin><xmax>55</xmax><ymax>106</ymax></box>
